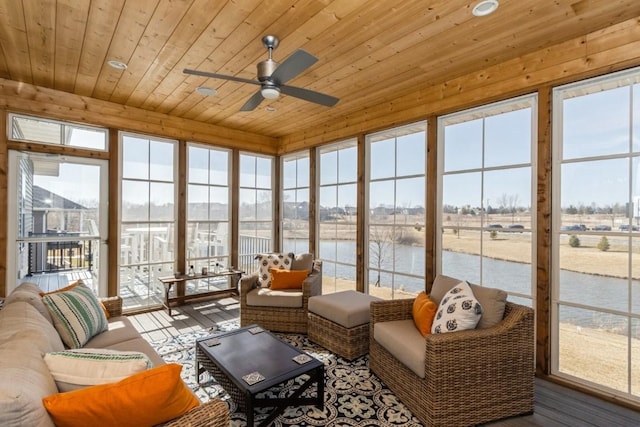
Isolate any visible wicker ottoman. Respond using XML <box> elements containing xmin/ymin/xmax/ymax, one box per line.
<box><xmin>308</xmin><ymin>290</ymin><xmax>381</xmax><ymax>360</ymax></box>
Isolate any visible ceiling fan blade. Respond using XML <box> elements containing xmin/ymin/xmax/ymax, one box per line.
<box><xmin>270</xmin><ymin>49</ymin><xmax>318</xmax><ymax>85</ymax></box>
<box><xmin>240</xmin><ymin>91</ymin><xmax>265</xmax><ymax>111</ymax></box>
<box><xmin>183</xmin><ymin>68</ymin><xmax>260</xmax><ymax>86</ymax></box>
<box><xmin>279</xmin><ymin>85</ymin><xmax>339</xmax><ymax>107</ymax></box>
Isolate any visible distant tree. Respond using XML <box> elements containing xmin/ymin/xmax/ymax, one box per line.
<box><xmin>597</xmin><ymin>236</ymin><xmax>610</xmax><ymax>252</ymax></box>
<box><xmin>569</xmin><ymin>234</ymin><xmax>580</xmax><ymax>248</ymax></box>
<box><xmin>490</xmin><ymin>230</ymin><xmax>498</xmax><ymax>240</ymax></box>
<box><xmin>369</xmin><ymin>226</ymin><xmax>396</xmax><ymax>287</ymax></box>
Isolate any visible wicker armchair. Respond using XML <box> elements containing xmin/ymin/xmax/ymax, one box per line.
<box><xmin>369</xmin><ymin>298</ymin><xmax>534</xmax><ymax>427</ymax></box>
<box><xmin>100</xmin><ymin>297</ymin><xmax>230</xmax><ymax>427</ymax></box>
<box><xmin>240</xmin><ymin>258</ymin><xmax>322</xmax><ymax>333</ymax></box>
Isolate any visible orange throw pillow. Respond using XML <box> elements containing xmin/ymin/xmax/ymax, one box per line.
<box><xmin>42</xmin><ymin>363</ymin><xmax>199</xmax><ymax>427</ymax></box>
<box><xmin>269</xmin><ymin>268</ymin><xmax>309</xmax><ymax>290</ymax></box>
<box><xmin>39</xmin><ymin>280</ymin><xmax>81</xmax><ymax>297</ymax></box>
<box><xmin>412</xmin><ymin>291</ymin><xmax>438</xmax><ymax>337</ymax></box>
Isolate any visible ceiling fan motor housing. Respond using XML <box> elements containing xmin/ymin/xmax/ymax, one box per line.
<box><xmin>257</xmin><ymin>59</ymin><xmax>279</xmax><ymax>82</ymax></box>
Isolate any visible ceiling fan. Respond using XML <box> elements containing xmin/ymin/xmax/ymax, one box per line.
<box><xmin>184</xmin><ymin>35</ymin><xmax>339</xmax><ymax>111</ymax></box>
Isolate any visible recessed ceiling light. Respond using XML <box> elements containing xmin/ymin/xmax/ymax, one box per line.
<box><xmin>107</xmin><ymin>59</ymin><xmax>127</xmax><ymax>70</ymax></box>
<box><xmin>472</xmin><ymin>0</ymin><xmax>499</xmax><ymax>17</ymax></box>
<box><xmin>196</xmin><ymin>86</ymin><xmax>217</xmax><ymax>96</ymax></box>
<box><xmin>265</xmin><ymin>106</ymin><xmax>276</xmax><ymax>112</ymax></box>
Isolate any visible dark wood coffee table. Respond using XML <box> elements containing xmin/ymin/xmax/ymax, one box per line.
<box><xmin>196</xmin><ymin>325</ymin><xmax>324</xmax><ymax>426</ymax></box>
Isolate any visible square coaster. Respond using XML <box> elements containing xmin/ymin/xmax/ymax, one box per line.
<box><xmin>242</xmin><ymin>371</ymin><xmax>265</xmax><ymax>385</ymax></box>
<box><xmin>203</xmin><ymin>338</ymin><xmax>220</xmax><ymax>347</ymax></box>
<box><xmin>292</xmin><ymin>354</ymin><xmax>312</xmax><ymax>364</ymax></box>
<box><xmin>248</xmin><ymin>326</ymin><xmax>264</xmax><ymax>335</ymax></box>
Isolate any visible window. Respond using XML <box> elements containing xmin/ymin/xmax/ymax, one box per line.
<box><xmin>186</xmin><ymin>144</ymin><xmax>231</xmax><ymax>279</ymax></box>
<box><xmin>281</xmin><ymin>151</ymin><xmax>310</xmax><ymax>254</ymax></box>
<box><xmin>9</xmin><ymin>113</ymin><xmax>107</xmax><ymax>151</ymax></box>
<box><xmin>238</xmin><ymin>153</ymin><xmax>274</xmax><ymax>273</ymax></box>
<box><xmin>366</xmin><ymin>122</ymin><xmax>426</xmax><ymax>299</ymax></box>
<box><xmin>553</xmin><ymin>68</ymin><xmax>640</xmax><ymax>401</ymax></box>
<box><xmin>438</xmin><ymin>95</ymin><xmax>537</xmax><ymax>306</ymax></box>
<box><xmin>318</xmin><ymin>139</ymin><xmax>358</xmax><ymax>293</ymax></box>
<box><xmin>119</xmin><ymin>132</ymin><xmax>177</xmax><ymax>311</ymax></box>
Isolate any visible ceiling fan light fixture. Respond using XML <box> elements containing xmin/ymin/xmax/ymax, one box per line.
<box><xmin>196</xmin><ymin>86</ymin><xmax>217</xmax><ymax>96</ymax></box>
<box><xmin>472</xmin><ymin>0</ymin><xmax>499</xmax><ymax>17</ymax></box>
<box><xmin>261</xmin><ymin>86</ymin><xmax>280</xmax><ymax>99</ymax></box>
<box><xmin>107</xmin><ymin>59</ymin><xmax>128</xmax><ymax>70</ymax></box>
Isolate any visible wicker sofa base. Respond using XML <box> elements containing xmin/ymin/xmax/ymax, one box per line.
<box><xmin>308</xmin><ymin>312</ymin><xmax>369</xmax><ymax>360</ymax></box>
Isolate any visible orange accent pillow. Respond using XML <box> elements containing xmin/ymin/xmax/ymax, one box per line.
<box><xmin>39</xmin><ymin>280</ymin><xmax>81</xmax><ymax>297</ymax></box>
<box><xmin>269</xmin><ymin>268</ymin><xmax>309</xmax><ymax>290</ymax></box>
<box><xmin>412</xmin><ymin>291</ymin><xmax>438</xmax><ymax>337</ymax></box>
<box><xmin>39</xmin><ymin>280</ymin><xmax>110</xmax><ymax>319</ymax></box>
<box><xmin>42</xmin><ymin>363</ymin><xmax>199</xmax><ymax>427</ymax></box>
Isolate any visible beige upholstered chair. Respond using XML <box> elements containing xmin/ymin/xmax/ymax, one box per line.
<box><xmin>239</xmin><ymin>253</ymin><xmax>322</xmax><ymax>333</ymax></box>
<box><xmin>369</xmin><ymin>275</ymin><xmax>535</xmax><ymax>427</ymax></box>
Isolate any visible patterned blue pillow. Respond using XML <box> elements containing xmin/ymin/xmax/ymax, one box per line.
<box><xmin>43</xmin><ymin>283</ymin><xmax>109</xmax><ymax>348</ymax></box>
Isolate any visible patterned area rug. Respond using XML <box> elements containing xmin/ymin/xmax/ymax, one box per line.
<box><xmin>150</xmin><ymin>320</ymin><xmax>423</xmax><ymax>426</ymax></box>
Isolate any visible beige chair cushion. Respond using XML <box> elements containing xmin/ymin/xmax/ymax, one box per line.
<box><xmin>94</xmin><ymin>337</ymin><xmax>166</xmax><ymax>368</ymax></box>
<box><xmin>374</xmin><ymin>319</ymin><xmax>426</xmax><ymax>378</ymax></box>
<box><xmin>245</xmin><ymin>287</ymin><xmax>303</xmax><ymax>308</ymax></box>
<box><xmin>430</xmin><ymin>274</ymin><xmax>507</xmax><ymax>329</ymax></box>
<box><xmin>309</xmin><ymin>290</ymin><xmax>381</xmax><ymax>328</ymax></box>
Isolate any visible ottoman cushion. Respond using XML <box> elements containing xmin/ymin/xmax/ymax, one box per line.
<box><xmin>309</xmin><ymin>291</ymin><xmax>381</xmax><ymax>328</ymax></box>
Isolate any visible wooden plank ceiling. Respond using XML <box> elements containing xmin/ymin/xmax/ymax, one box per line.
<box><xmin>0</xmin><ymin>0</ymin><xmax>639</xmax><ymax>140</ymax></box>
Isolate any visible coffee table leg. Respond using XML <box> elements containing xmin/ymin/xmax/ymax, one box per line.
<box><xmin>316</xmin><ymin>365</ymin><xmax>325</xmax><ymax>409</ymax></box>
<box><xmin>246</xmin><ymin>391</ymin><xmax>254</xmax><ymax>426</ymax></box>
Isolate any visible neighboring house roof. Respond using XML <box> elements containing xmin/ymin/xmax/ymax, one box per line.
<box><xmin>32</xmin><ymin>185</ymin><xmax>87</xmax><ymax>210</ymax></box>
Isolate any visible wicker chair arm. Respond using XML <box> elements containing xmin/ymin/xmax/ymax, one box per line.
<box><xmin>424</xmin><ymin>302</ymin><xmax>534</xmax><ymax>369</ymax></box>
<box><xmin>100</xmin><ymin>296</ymin><xmax>122</xmax><ymax>317</ymax></box>
<box><xmin>239</xmin><ymin>273</ymin><xmax>260</xmax><ymax>298</ymax></box>
<box><xmin>160</xmin><ymin>398</ymin><xmax>229</xmax><ymax>427</ymax></box>
<box><xmin>302</xmin><ymin>268</ymin><xmax>322</xmax><ymax>299</ymax></box>
<box><xmin>370</xmin><ymin>298</ymin><xmax>414</xmax><ymax>324</ymax></box>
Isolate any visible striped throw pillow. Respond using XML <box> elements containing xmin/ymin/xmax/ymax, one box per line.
<box><xmin>43</xmin><ymin>283</ymin><xmax>109</xmax><ymax>349</ymax></box>
<box><xmin>44</xmin><ymin>349</ymin><xmax>152</xmax><ymax>392</ymax></box>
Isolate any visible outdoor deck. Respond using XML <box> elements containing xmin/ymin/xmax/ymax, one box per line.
<box><xmin>128</xmin><ymin>300</ymin><xmax>640</xmax><ymax>427</ymax></box>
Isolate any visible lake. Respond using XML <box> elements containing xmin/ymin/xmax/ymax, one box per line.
<box><xmin>297</xmin><ymin>239</ymin><xmax>640</xmax><ymax>331</ymax></box>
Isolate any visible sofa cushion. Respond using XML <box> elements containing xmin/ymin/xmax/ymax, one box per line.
<box><xmin>256</xmin><ymin>252</ymin><xmax>294</xmax><ymax>287</ymax></box>
<box><xmin>374</xmin><ymin>319</ymin><xmax>426</xmax><ymax>378</ymax></box>
<box><xmin>0</xmin><ymin>339</ymin><xmax>58</xmax><ymax>427</ymax></box>
<box><xmin>431</xmin><ymin>281</ymin><xmax>482</xmax><ymax>334</ymax></box>
<box><xmin>0</xmin><ymin>301</ymin><xmax>64</xmax><ymax>354</ymax></box>
<box><xmin>42</xmin><ymin>363</ymin><xmax>199</xmax><ymax>427</ymax></box>
<box><xmin>44</xmin><ymin>348</ymin><xmax>152</xmax><ymax>392</ymax></box>
<box><xmin>308</xmin><ymin>290</ymin><xmax>381</xmax><ymax>328</ymax></box>
<box><xmin>430</xmin><ymin>274</ymin><xmax>507</xmax><ymax>329</ymax></box>
<box><xmin>83</xmin><ymin>316</ymin><xmax>142</xmax><ymax>348</ymax></box>
<box><xmin>291</xmin><ymin>253</ymin><xmax>313</xmax><ymax>272</ymax></box>
<box><xmin>412</xmin><ymin>291</ymin><xmax>438</xmax><ymax>337</ymax></box>
<box><xmin>4</xmin><ymin>282</ymin><xmax>54</xmax><ymax>325</ymax></box>
<box><xmin>269</xmin><ymin>268</ymin><xmax>309</xmax><ymax>290</ymax></box>
<box><xmin>246</xmin><ymin>287</ymin><xmax>302</xmax><ymax>308</ymax></box>
<box><xmin>42</xmin><ymin>283</ymin><xmax>109</xmax><ymax>349</ymax></box>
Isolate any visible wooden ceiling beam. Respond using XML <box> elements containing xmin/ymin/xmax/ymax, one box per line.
<box><xmin>0</xmin><ymin>78</ymin><xmax>278</xmax><ymax>154</ymax></box>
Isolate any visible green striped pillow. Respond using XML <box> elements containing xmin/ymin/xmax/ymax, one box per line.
<box><xmin>44</xmin><ymin>349</ymin><xmax>152</xmax><ymax>392</ymax></box>
<box><xmin>42</xmin><ymin>283</ymin><xmax>109</xmax><ymax>349</ymax></box>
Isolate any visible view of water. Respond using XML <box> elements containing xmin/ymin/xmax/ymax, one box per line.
<box><xmin>291</xmin><ymin>239</ymin><xmax>640</xmax><ymax>332</ymax></box>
